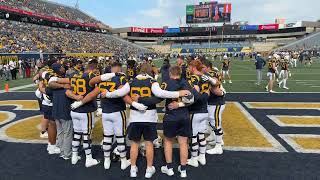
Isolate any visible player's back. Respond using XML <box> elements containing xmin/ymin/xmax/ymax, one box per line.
<box><xmin>99</xmin><ymin>75</ymin><xmax>127</xmax><ymax>113</ymax></box>
<box><xmin>130</xmin><ymin>76</ymin><xmax>156</xmax><ymax>110</ymax></box>
<box><xmin>70</xmin><ymin>71</ymin><xmax>97</xmax><ymax>113</ymax></box>
<box><xmin>161</xmin><ymin>78</ymin><xmax>190</xmax><ymax>114</ymax></box>
<box><xmin>207</xmin><ymin>71</ymin><xmax>225</xmax><ymax>105</ymax></box>
<box><xmin>188</xmin><ymin>74</ymin><xmax>210</xmax><ymax>114</ymax></box>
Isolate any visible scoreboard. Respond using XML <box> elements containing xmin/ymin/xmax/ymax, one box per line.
<box><xmin>186</xmin><ymin>1</ymin><xmax>231</xmax><ymax>24</ymax></box>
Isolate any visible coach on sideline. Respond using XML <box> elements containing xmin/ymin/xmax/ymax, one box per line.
<box><xmin>255</xmin><ymin>54</ymin><xmax>266</xmax><ymax>86</ymax></box>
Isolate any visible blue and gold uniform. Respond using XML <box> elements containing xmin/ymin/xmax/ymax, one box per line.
<box><xmin>207</xmin><ymin>70</ymin><xmax>226</xmax><ymax>145</ymax></box>
<box><xmin>188</xmin><ymin>74</ymin><xmax>210</xmax><ymax>114</ymax></box>
<box><xmin>40</xmin><ymin>69</ymin><xmax>55</xmax><ymax>120</ymax></box>
<box><xmin>207</xmin><ymin>71</ymin><xmax>225</xmax><ymax>106</ymax></box>
<box><xmin>161</xmin><ymin>78</ymin><xmax>192</xmax><ymax>138</ymax></box>
<box><xmin>100</xmin><ymin>74</ymin><xmax>129</xmax><ymax>160</ymax></box>
<box><xmin>222</xmin><ymin>60</ymin><xmax>230</xmax><ymax>71</ymax></box>
<box><xmin>188</xmin><ymin>74</ymin><xmax>210</xmax><ymax>159</ymax></box>
<box><xmin>99</xmin><ymin>75</ymin><xmax>127</xmax><ymax>113</ymax></box>
<box><xmin>127</xmin><ymin>75</ymin><xmax>160</xmax><ymax>142</ymax></box>
<box><xmin>70</xmin><ymin>72</ymin><xmax>97</xmax><ymax>113</ymax></box>
<box><xmin>268</xmin><ymin>60</ymin><xmax>276</xmax><ymax>73</ymax></box>
<box><xmin>127</xmin><ymin>67</ymin><xmax>137</xmax><ymax>81</ymax></box>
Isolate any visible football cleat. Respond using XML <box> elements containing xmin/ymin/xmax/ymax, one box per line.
<box><xmin>187</xmin><ymin>157</ymin><xmax>199</xmax><ymax>167</ymax></box>
<box><xmin>71</xmin><ymin>152</ymin><xmax>81</xmax><ymax>165</ymax></box>
<box><xmin>269</xmin><ymin>90</ymin><xmax>276</xmax><ymax>93</ymax></box>
<box><xmin>178</xmin><ymin>165</ymin><xmax>187</xmax><ymax>178</ymax></box>
<box><xmin>85</xmin><ymin>156</ymin><xmax>100</xmax><ymax>168</ymax></box>
<box><xmin>130</xmin><ymin>166</ymin><xmax>138</xmax><ymax>178</ymax></box>
<box><xmin>229</xmin><ymin>80</ymin><xmax>232</xmax><ymax>84</ymax></box>
<box><xmin>198</xmin><ymin>154</ymin><xmax>206</xmax><ymax>165</ymax></box>
<box><xmin>161</xmin><ymin>166</ymin><xmax>174</xmax><ymax>176</ymax></box>
<box><xmin>104</xmin><ymin>157</ymin><xmax>111</xmax><ymax>170</ymax></box>
<box><xmin>145</xmin><ymin>166</ymin><xmax>156</xmax><ymax>179</ymax></box>
<box><xmin>206</xmin><ymin>144</ymin><xmax>223</xmax><ymax>155</ymax></box>
<box><xmin>283</xmin><ymin>87</ymin><xmax>289</xmax><ymax>90</ymax></box>
<box><xmin>223</xmin><ymin>80</ymin><xmax>226</xmax><ymax>84</ymax></box>
<box><xmin>120</xmin><ymin>158</ymin><xmax>131</xmax><ymax>170</ymax></box>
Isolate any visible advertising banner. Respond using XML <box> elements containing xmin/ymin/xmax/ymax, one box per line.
<box><xmin>258</xmin><ymin>24</ymin><xmax>279</xmax><ymax>30</ymax></box>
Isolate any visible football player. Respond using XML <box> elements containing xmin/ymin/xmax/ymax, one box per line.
<box><xmin>127</xmin><ymin>59</ymin><xmax>137</xmax><ymax>81</ymax></box>
<box><xmin>50</xmin><ymin>60</ymin><xmax>100</xmax><ymax>167</ymax></box>
<box><xmin>221</xmin><ymin>55</ymin><xmax>232</xmax><ymax>84</ymax></box>
<box><xmin>266</xmin><ymin>57</ymin><xmax>277</xmax><ymax>93</ymax></box>
<box><xmin>124</xmin><ymin>62</ymin><xmax>190</xmax><ymax>178</ymax></box>
<box><xmin>177</xmin><ymin>55</ymin><xmax>189</xmax><ymax>81</ymax></box>
<box><xmin>202</xmin><ymin>61</ymin><xmax>226</xmax><ymax>155</ymax></box>
<box><xmin>38</xmin><ymin>60</ymin><xmax>61</xmax><ymax>155</ymax></box>
<box><xmin>186</xmin><ymin>60</ymin><xmax>210</xmax><ymax>167</ymax></box>
<box><xmin>160</xmin><ymin>65</ymin><xmax>193</xmax><ymax>178</ymax></box>
<box><xmin>279</xmin><ymin>56</ymin><xmax>290</xmax><ymax>90</ymax></box>
<box><xmin>89</xmin><ymin>61</ymin><xmax>131</xmax><ymax>170</ymax></box>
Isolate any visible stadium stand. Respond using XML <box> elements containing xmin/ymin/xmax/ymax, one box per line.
<box><xmin>275</xmin><ymin>31</ymin><xmax>320</xmax><ymax>50</ymax></box>
<box><xmin>0</xmin><ymin>19</ymin><xmax>150</xmax><ymax>54</ymax></box>
<box><xmin>0</xmin><ymin>0</ymin><xmax>102</xmax><ymax>25</ymax></box>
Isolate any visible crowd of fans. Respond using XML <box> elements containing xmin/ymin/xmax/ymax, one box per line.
<box><xmin>0</xmin><ymin>19</ymin><xmax>145</xmax><ymax>54</ymax></box>
<box><xmin>0</xmin><ymin>0</ymin><xmax>101</xmax><ymax>24</ymax></box>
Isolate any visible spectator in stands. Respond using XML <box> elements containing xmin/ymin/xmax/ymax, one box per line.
<box><xmin>255</xmin><ymin>54</ymin><xmax>266</xmax><ymax>86</ymax></box>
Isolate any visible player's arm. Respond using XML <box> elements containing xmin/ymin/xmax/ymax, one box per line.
<box><xmin>38</xmin><ymin>81</ymin><xmax>46</xmax><ymax>94</ymax></box>
<box><xmin>32</xmin><ymin>74</ymin><xmax>40</xmax><ymax>84</ymax></box>
<box><xmin>48</xmin><ymin>78</ymin><xmax>70</xmax><ymax>89</ymax></box>
<box><xmin>89</xmin><ymin>73</ymin><xmax>120</xmax><ymax>87</ymax></box>
<box><xmin>65</xmin><ymin>90</ymin><xmax>83</xmax><ymax>101</ymax></box>
<box><xmin>151</xmin><ymin>82</ymin><xmax>190</xmax><ymax>99</ymax></box>
<box><xmin>123</xmin><ymin>95</ymin><xmax>148</xmax><ymax>111</ymax></box>
<box><xmin>102</xmin><ymin>83</ymin><xmax>130</xmax><ymax>98</ymax></box>
<box><xmin>70</xmin><ymin>87</ymin><xmax>100</xmax><ymax>110</ymax></box>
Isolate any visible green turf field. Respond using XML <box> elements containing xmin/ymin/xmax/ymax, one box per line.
<box><xmin>153</xmin><ymin>58</ymin><xmax>320</xmax><ymax>93</ymax></box>
<box><xmin>0</xmin><ymin>77</ymin><xmax>34</xmax><ymax>91</ymax></box>
<box><xmin>2</xmin><ymin>58</ymin><xmax>319</xmax><ymax>93</ymax></box>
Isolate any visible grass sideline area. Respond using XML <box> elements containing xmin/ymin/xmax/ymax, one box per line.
<box><xmin>2</xmin><ymin>58</ymin><xmax>320</xmax><ymax>93</ymax></box>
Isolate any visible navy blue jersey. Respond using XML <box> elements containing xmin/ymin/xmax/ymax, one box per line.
<box><xmin>70</xmin><ymin>72</ymin><xmax>97</xmax><ymax>113</ymax></box>
<box><xmin>222</xmin><ymin>60</ymin><xmax>230</xmax><ymax>70</ymax></box>
<box><xmin>161</xmin><ymin>78</ymin><xmax>191</xmax><ymax>114</ymax></box>
<box><xmin>268</xmin><ymin>60</ymin><xmax>276</xmax><ymax>73</ymax></box>
<box><xmin>160</xmin><ymin>66</ymin><xmax>170</xmax><ymax>83</ymax></box>
<box><xmin>41</xmin><ymin>70</ymin><xmax>55</xmax><ymax>103</ymax></box>
<box><xmin>52</xmin><ymin>88</ymin><xmax>72</xmax><ymax>120</ymax></box>
<box><xmin>180</xmin><ymin>64</ymin><xmax>190</xmax><ymax>81</ymax></box>
<box><xmin>99</xmin><ymin>75</ymin><xmax>127</xmax><ymax>113</ymax></box>
<box><xmin>188</xmin><ymin>74</ymin><xmax>210</xmax><ymax>113</ymax></box>
<box><xmin>207</xmin><ymin>71</ymin><xmax>225</xmax><ymax>105</ymax></box>
<box><xmin>281</xmin><ymin>61</ymin><xmax>289</xmax><ymax>70</ymax></box>
<box><xmin>127</xmin><ymin>67</ymin><xmax>137</xmax><ymax>81</ymax></box>
<box><xmin>130</xmin><ymin>76</ymin><xmax>160</xmax><ymax>110</ymax></box>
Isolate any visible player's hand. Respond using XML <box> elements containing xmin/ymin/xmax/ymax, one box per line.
<box><xmin>132</xmin><ymin>94</ymin><xmax>140</xmax><ymax>102</ymax></box>
<box><xmin>64</xmin><ymin>84</ymin><xmax>71</xmax><ymax>89</ymax></box>
<box><xmin>75</xmin><ymin>95</ymin><xmax>84</xmax><ymax>101</ymax></box>
<box><xmin>100</xmin><ymin>90</ymin><xmax>109</xmax><ymax>98</ymax></box>
<box><xmin>168</xmin><ymin>102</ymin><xmax>179</xmax><ymax>110</ymax></box>
<box><xmin>71</xmin><ymin>101</ymin><xmax>84</xmax><ymax>110</ymax></box>
<box><xmin>132</xmin><ymin>102</ymin><xmax>148</xmax><ymax>111</ymax></box>
<box><xmin>179</xmin><ymin>90</ymin><xmax>191</xmax><ymax>97</ymax></box>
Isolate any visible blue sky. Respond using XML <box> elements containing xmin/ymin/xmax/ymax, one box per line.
<box><xmin>50</xmin><ymin>0</ymin><xmax>320</xmax><ymax>28</ymax></box>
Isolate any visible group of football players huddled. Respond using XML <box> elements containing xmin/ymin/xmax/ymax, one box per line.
<box><xmin>32</xmin><ymin>56</ymin><xmax>226</xmax><ymax>178</ymax></box>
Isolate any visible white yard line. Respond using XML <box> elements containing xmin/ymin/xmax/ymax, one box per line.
<box><xmin>0</xmin><ymin>84</ymin><xmax>35</xmax><ymax>94</ymax></box>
